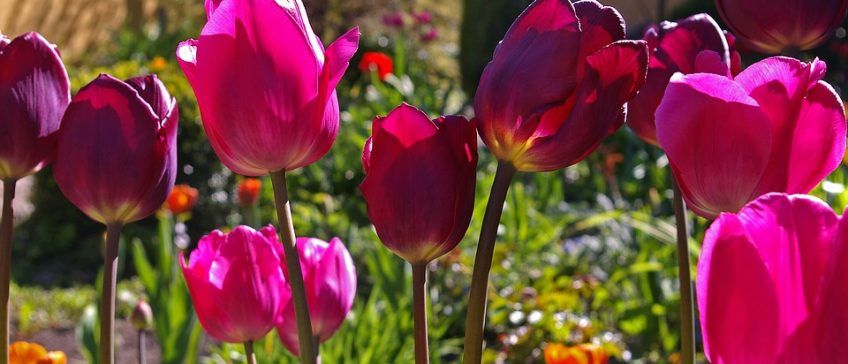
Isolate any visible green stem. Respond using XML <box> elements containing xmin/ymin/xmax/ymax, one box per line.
<box><xmin>269</xmin><ymin>170</ymin><xmax>316</xmax><ymax>364</ymax></box>
<box><xmin>244</xmin><ymin>340</ymin><xmax>256</xmax><ymax>364</ymax></box>
<box><xmin>462</xmin><ymin>162</ymin><xmax>516</xmax><ymax>364</ymax></box>
<box><xmin>100</xmin><ymin>223</ymin><xmax>123</xmax><ymax>364</ymax></box>
<box><xmin>138</xmin><ymin>330</ymin><xmax>147</xmax><ymax>364</ymax></box>
<box><xmin>672</xmin><ymin>178</ymin><xmax>695</xmax><ymax>364</ymax></box>
<box><xmin>0</xmin><ymin>179</ymin><xmax>16</xmax><ymax>364</ymax></box>
<box><xmin>412</xmin><ymin>263</ymin><xmax>429</xmax><ymax>364</ymax></box>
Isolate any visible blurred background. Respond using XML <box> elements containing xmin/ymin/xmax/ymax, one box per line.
<box><xmin>2</xmin><ymin>0</ymin><xmax>847</xmax><ymax>362</ymax></box>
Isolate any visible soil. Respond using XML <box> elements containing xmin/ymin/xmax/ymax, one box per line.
<box><xmin>11</xmin><ymin>320</ymin><xmax>162</xmax><ymax>364</ymax></box>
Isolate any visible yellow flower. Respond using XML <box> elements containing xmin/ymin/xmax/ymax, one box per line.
<box><xmin>9</xmin><ymin>342</ymin><xmax>66</xmax><ymax>364</ymax></box>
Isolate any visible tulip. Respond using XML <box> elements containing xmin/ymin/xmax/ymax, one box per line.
<box><xmin>0</xmin><ymin>31</ymin><xmax>70</xmax><ymax>361</ymax></box>
<box><xmin>54</xmin><ymin>74</ymin><xmax>178</xmax><ymax>225</ymax></box>
<box><xmin>474</xmin><ymin>0</ymin><xmax>648</xmax><ymax>173</ymax></box>
<box><xmin>181</xmin><ymin>226</ymin><xmax>285</xmax><ymax>344</ymax></box>
<box><xmin>131</xmin><ymin>300</ymin><xmax>153</xmax><ymax>364</ymax></box>
<box><xmin>465</xmin><ymin>1</ymin><xmax>647</xmax><ymax>361</ymax></box>
<box><xmin>0</xmin><ymin>32</ymin><xmax>69</xmax><ymax>181</ymax></box>
<box><xmin>715</xmin><ymin>0</ymin><xmax>848</xmax><ymax>54</ymax></box>
<box><xmin>655</xmin><ymin>57</ymin><xmax>847</xmax><ymax>219</ymax></box>
<box><xmin>697</xmin><ymin>193</ymin><xmax>848</xmax><ymax>363</ymax></box>
<box><xmin>275</xmin><ymin>237</ymin><xmax>356</xmax><ymax>356</ymax></box>
<box><xmin>176</xmin><ymin>0</ymin><xmax>360</xmax><ymax>176</ymax></box>
<box><xmin>166</xmin><ymin>184</ymin><xmax>198</xmax><ymax>216</ymax></box>
<box><xmin>178</xmin><ymin>3</ymin><xmax>359</xmax><ymax>359</ymax></box>
<box><xmin>628</xmin><ymin>14</ymin><xmax>739</xmax><ymax>145</ymax></box>
<box><xmin>360</xmin><ymin>103</ymin><xmax>477</xmax><ymax>264</ymax></box>
<box><xmin>53</xmin><ymin>73</ymin><xmax>177</xmax><ymax>364</ymax></box>
<box><xmin>359</xmin><ymin>52</ymin><xmax>394</xmax><ymax>81</ymax></box>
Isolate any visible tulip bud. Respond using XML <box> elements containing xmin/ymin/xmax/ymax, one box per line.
<box><xmin>474</xmin><ymin>0</ymin><xmax>648</xmax><ymax>172</ymax></box>
<box><xmin>276</xmin><ymin>237</ymin><xmax>356</xmax><ymax>356</ymax></box>
<box><xmin>166</xmin><ymin>184</ymin><xmax>198</xmax><ymax>215</ymax></box>
<box><xmin>176</xmin><ymin>0</ymin><xmax>360</xmax><ymax>176</ymax></box>
<box><xmin>237</xmin><ymin>178</ymin><xmax>261</xmax><ymax>207</ymax></box>
<box><xmin>180</xmin><ymin>225</ymin><xmax>285</xmax><ymax>343</ymax></box>
<box><xmin>715</xmin><ymin>0</ymin><xmax>848</xmax><ymax>54</ymax></box>
<box><xmin>360</xmin><ymin>104</ymin><xmax>477</xmax><ymax>264</ymax></box>
<box><xmin>655</xmin><ymin>57</ymin><xmax>847</xmax><ymax>218</ymax></box>
<box><xmin>130</xmin><ymin>300</ymin><xmax>154</xmax><ymax>331</ymax></box>
<box><xmin>628</xmin><ymin>14</ymin><xmax>738</xmax><ymax>146</ymax></box>
<box><xmin>53</xmin><ymin>74</ymin><xmax>178</xmax><ymax>225</ymax></box>
<box><xmin>0</xmin><ymin>32</ymin><xmax>70</xmax><ymax>180</ymax></box>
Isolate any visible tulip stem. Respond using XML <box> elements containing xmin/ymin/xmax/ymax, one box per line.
<box><xmin>463</xmin><ymin>162</ymin><xmax>516</xmax><ymax>364</ymax></box>
<box><xmin>672</xmin><ymin>178</ymin><xmax>695</xmax><ymax>364</ymax></box>
<box><xmin>412</xmin><ymin>262</ymin><xmax>430</xmax><ymax>364</ymax></box>
<box><xmin>0</xmin><ymin>179</ymin><xmax>17</xmax><ymax>364</ymax></box>
<box><xmin>244</xmin><ymin>340</ymin><xmax>256</xmax><ymax>364</ymax></box>
<box><xmin>269</xmin><ymin>170</ymin><xmax>317</xmax><ymax>364</ymax></box>
<box><xmin>100</xmin><ymin>223</ymin><xmax>123</xmax><ymax>364</ymax></box>
<box><xmin>138</xmin><ymin>329</ymin><xmax>147</xmax><ymax>364</ymax></box>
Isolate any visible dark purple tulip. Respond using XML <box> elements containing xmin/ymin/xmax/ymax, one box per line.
<box><xmin>54</xmin><ymin>74</ymin><xmax>178</xmax><ymax>224</ymax></box>
<box><xmin>474</xmin><ymin>0</ymin><xmax>648</xmax><ymax>172</ymax></box>
<box><xmin>628</xmin><ymin>14</ymin><xmax>739</xmax><ymax>145</ymax></box>
<box><xmin>716</xmin><ymin>0</ymin><xmax>848</xmax><ymax>54</ymax></box>
<box><xmin>360</xmin><ymin>104</ymin><xmax>478</xmax><ymax>264</ymax></box>
<box><xmin>0</xmin><ymin>32</ymin><xmax>70</xmax><ymax>180</ymax></box>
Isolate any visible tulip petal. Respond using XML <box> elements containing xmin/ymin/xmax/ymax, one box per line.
<box><xmin>475</xmin><ymin>0</ymin><xmax>581</xmax><ymax>149</ymax></box>
<box><xmin>697</xmin><ymin>213</ymin><xmax>779</xmax><ymax>364</ymax></box>
<box><xmin>0</xmin><ymin>32</ymin><xmax>70</xmax><ymax>179</ymax></box>
<box><xmin>519</xmin><ymin>40</ymin><xmax>647</xmax><ymax>172</ymax></box>
<box><xmin>573</xmin><ymin>0</ymin><xmax>626</xmax><ymax>60</ymax></box>
<box><xmin>322</xmin><ymin>27</ymin><xmax>360</xmax><ymax>94</ymax></box>
<box><xmin>737</xmin><ymin>58</ymin><xmax>846</xmax><ymax>195</ymax></box>
<box><xmin>311</xmin><ymin>238</ymin><xmax>356</xmax><ymax>341</ymax></box>
<box><xmin>816</xmin><ymin>215</ymin><xmax>848</xmax><ymax>359</ymax></box>
<box><xmin>656</xmin><ymin>73</ymin><xmax>772</xmax><ymax>218</ymax></box>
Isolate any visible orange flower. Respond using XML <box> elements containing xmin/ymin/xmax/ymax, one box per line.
<box><xmin>166</xmin><ymin>184</ymin><xmax>199</xmax><ymax>215</ymax></box>
<box><xmin>9</xmin><ymin>342</ymin><xmax>67</xmax><ymax>364</ymax></box>
<box><xmin>149</xmin><ymin>56</ymin><xmax>168</xmax><ymax>72</ymax></box>
<box><xmin>544</xmin><ymin>343</ymin><xmax>608</xmax><ymax>364</ymax></box>
<box><xmin>238</xmin><ymin>178</ymin><xmax>262</xmax><ymax>207</ymax></box>
<box><xmin>358</xmin><ymin>52</ymin><xmax>393</xmax><ymax>80</ymax></box>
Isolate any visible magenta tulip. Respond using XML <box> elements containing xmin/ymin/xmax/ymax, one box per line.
<box><xmin>697</xmin><ymin>193</ymin><xmax>848</xmax><ymax>363</ymax></box>
<box><xmin>0</xmin><ymin>32</ymin><xmax>70</xmax><ymax>180</ymax></box>
<box><xmin>655</xmin><ymin>57</ymin><xmax>846</xmax><ymax>219</ymax></box>
<box><xmin>53</xmin><ymin>74</ymin><xmax>178</xmax><ymax>225</ymax></box>
<box><xmin>715</xmin><ymin>0</ymin><xmax>848</xmax><ymax>54</ymax></box>
<box><xmin>275</xmin><ymin>237</ymin><xmax>355</xmax><ymax>356</ymax></box>
<box><xmin>628</xmin><ymin>14</ymin><xmax>740</xmax><ymax>145</ymax></box>
<box><xmin>176</xmin><ymin>0</ymin><xmax>360</xmax><ymax>176</ymax></box>
<box><xmin>181</xmin><ymin>225</ymin><xmax>286</xmax><ymax>343</ymax></box>
<box><xmin>360</xmin><ymin>104</ymin><xmax>478</xmax><ymax>264</ymax></box>
<box><xmin>474</xmin><ymin>0</ymin><xmax>648</xmax><ymax>172</ymax></box>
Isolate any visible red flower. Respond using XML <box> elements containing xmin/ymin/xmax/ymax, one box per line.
<box><xmin>358</xmin><ymin>52</ymin><xmax>393</xmax><ymax>80</ymax></box>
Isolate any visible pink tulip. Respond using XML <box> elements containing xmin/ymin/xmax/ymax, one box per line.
<box><xmin>715</xmin><ymin>0</ymin><xmax>848</xmax><ymax>54</ymax></box>
<box><xmin>475</xmin><ymin>0</ymin><xmax>648</xmax><ymax>172</ymax></box>
<box><xmin>360</xmin><ymin>104</ymin><xmax>478</xmax><ymax>264</ymax></box>
<box><xmin>180</xmin><ymin>225</ymin><xmax>286</xmax><ymax>343</ymax></box>
<box><xmin>0</xmin><ymin>32</ymin><xmax>70</xmax><ymax>180</ymax></box>
<box><xmin>655</xmin><ymin>57</ymin><xmax>846</xmax><ymax>219</ymax></box>
<box><xmin>275</xmin><ymin>237</ymin><xmax>355</xmax><ymax>356</ymax></box>
<box><xmin>628</xmin><ymin>14</ymin><xmax>740</xmax><ymax>145</ymax></box>
<box><xmin>697</xmin><ymin>193</ymin><xmax>848</xmax><ymax>363</ymax></box>
<box><xmin>53</xmin><ymin>74</ymin><xmax>177</xmax><ymax>224</ymax></box>
<box><xmin>176</xmin><ymin>0</ymin><xmax>360</xmax><ymax>176</ymax></box>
